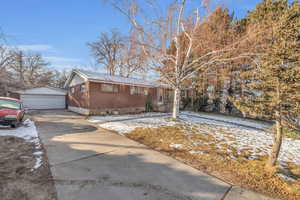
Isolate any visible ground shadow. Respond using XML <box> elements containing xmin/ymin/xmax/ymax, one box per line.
<box><xmin>32</xmin><ymin>112</ymin><xmax>229</xmax><ymax>200</ymax></box>
<box><xmin>52</xmin><ymin>149</ymin><xmax>229</xmax><ymax>200</ymax></box>
<box><xmin>35</xmin><ymin>121</ymin><xmax>97</xmax><ymax>135</ymax></box>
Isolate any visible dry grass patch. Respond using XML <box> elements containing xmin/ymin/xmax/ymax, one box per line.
<box><xmin>0</xmin><ymin>136</ymin><xmax>57</xmax><ymax>200</ymax></box>
<box><xmin>127</xmin><ymin>126</ymin><xmax>300</xmax><ymax>200</ymax></box>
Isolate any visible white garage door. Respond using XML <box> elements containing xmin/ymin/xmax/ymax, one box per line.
<box><xmin>21</xmin><ymin>95</ymin><xmax>66</xmax><ymax>109</ymax></box>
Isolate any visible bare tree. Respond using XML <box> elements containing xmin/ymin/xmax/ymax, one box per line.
<box><xmin>112</xmin><ymin>0</ymin><xmax>253</xmax><ymax>119</ymax></box>
<box><xmin>51</xmin><ymin>70</ymin><xmax>69</xmax><ymax>88</ymax></box>
<box><xmin>0</xmin><ymin>45</ymin><xmax>13</xmax><ymax>73</ymax></box>
<box><xmin>119</xmin><ymin>30</ymin><xmax>147</xmax><ymax>77</ymax></box>
<box><xmin>24</xmin><ymin>53</ymin><xmax>51</xmax><ymax>86</ymax></box>
<box><xmin>9</xmin><ymin>51</ymin><xmax>52</xmax><ymax>88</ymax></box>
<box><xmin>88</xmin><ymin>29</ymin><xmax>124</xmax><ymax>75</ymax></box>
<box><xmin>0</xmin><ymin>45</ymin><xmax>14</xmax><ymax>95</ymax></box>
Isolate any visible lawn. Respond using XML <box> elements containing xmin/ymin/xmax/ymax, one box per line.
<box><xmin>89</xmin><ymin>111</ymin><xmax>300</xmax><ymax>200</ymax></box>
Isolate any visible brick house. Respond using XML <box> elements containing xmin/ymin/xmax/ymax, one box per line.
<box><xmin>64</xmin><ymin>70</ymin><xmax>173</xmax><ymax>115</ymax></box>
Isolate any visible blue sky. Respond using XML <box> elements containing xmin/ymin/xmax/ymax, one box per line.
<box><xmin>0</xmin><ymin>0</ymin><xmax>261</xmax><ymax>71</ymax></box>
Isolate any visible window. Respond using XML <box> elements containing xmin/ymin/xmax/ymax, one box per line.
<box><xmin>130</xmin><ymin>86</ymin><xmax>136</xmax><ymax>95</ymax></box>
<box><xmin>0</xmin><ymin>99</ymin><xmax>21</xmax><ymax>110</ymax></box>
<box><xmin>144</xmin><ymin>88</ymin><xmax>149</xmax><ymax>96</ymax></box>
<box><xmin>102</xmin><ymin>84</ymin><xmax>119</xmax><ymax>93</ymax></box>
<box><xmin>70</xmin><ymin>87</ymin><xmax>75</xmax><ymax>93</ymax></box>
<box><xmin>130</xmin><ymin>86</ymin><xmax>146</xmax><ymax>95</ymax></box>
<box><xmin>166</xmin><ymin>90</ymin><xmax>173</xmax><ymax>101</ymax></box>
<box><xmin>80</xmin><ymin>84</ymin><xmax>86</xmax><ymax>93</ymax></box>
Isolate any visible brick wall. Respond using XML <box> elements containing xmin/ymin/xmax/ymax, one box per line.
<box><xmin>89</xmin><ymin>82</ymin><xmax>156</xmax><ymax>110</ymax></box>
<box><xmin>68</xmin><ymin>81</ymin><xmax>173</xmax><ymax>115</ymax></box>
<box><xmin>67</xmin><ymin>82</ymin><xmax>89</xmax><ymax>109</ymax></box>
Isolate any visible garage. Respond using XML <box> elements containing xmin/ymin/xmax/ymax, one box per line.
<box><xmin>14</xmin><ymin>87</ymin><xmax>67</xmax><ymax>110</ymax></box>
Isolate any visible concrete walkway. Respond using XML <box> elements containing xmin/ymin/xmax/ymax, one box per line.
<box><xmin>33</xmin><ymin>110</ymin><xmax>275</xmax><ymax>200</ymax></box>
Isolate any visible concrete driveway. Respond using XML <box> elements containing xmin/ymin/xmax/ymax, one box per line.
<box><xmin>33</xmin><ymin>110</ymin><xmax>274</xmax><ymax>200</ymax></box>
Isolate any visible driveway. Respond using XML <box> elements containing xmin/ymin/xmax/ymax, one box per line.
<box><xmin>33</xmin><ymin>110</ymin><xmax>274</xmax><ymax>200</ymax></box>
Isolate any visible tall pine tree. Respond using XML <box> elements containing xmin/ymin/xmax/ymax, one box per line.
<box><xmin>234</xmin><ymin>0</ymin><xmax>300</xmax><ymax>167</ymax></box>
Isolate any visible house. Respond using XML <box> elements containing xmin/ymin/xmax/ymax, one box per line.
<box><xmin>9</xmin><ymin>86</ymin><xmax>67</xmax><ymax>110</ymax></box>
<box><xmin>64</xmin><ymin>70</ymin><xmax>173</xmax><ymax>115</ymax></box>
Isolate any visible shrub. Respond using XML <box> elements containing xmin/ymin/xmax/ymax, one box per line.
<box><xmin>193</xmin><ymin>94</ymin><xmax>209</xmax><ymax>111</ymax></box>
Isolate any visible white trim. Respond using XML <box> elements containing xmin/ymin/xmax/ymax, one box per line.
<box><xmin>64</xmin><ymin>70</ymin><xmax>89</xmax><ymax>88</ymax></box>
<box><xmin>15</xmin><ymin>86</ymin><xmax>67</xmax><ymax>95</ymax></box>
<box><xmin>68</xmin><ymin>106</ymin><xmax>90</xmax><ymax>115</ymax></box>
<box><xmin>65</xmin><ymin>69</ymin><xmax>172</xmax><ymax>89</ymax></box>
<box><xmin>89</xmin><ymin>79</ymin><xmax>154</xmax><ymax>88</ymax></box>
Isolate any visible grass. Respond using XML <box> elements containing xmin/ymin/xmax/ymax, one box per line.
<box><xmin>283</xmin><ymin>128</ymin><xmax>300</xmax><ymax>140</ymax></box>
<box><xmin>126</xmin><ymin>126</ymin><xmax>300</xmax><ymax>200</ymax></box>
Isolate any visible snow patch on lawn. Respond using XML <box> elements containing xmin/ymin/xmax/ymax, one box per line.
<box><xmin>0</xmin><ymin>119</ymin><xmax>43</xmax><ymax>170</ymax></box>
<box><xmin>277</xmin><ymin>173</ymin><xmax>296</xmax><ymax>182</ymax></box>
<box><xmin>170</xmin><ymin>143</ymin><xmax>183</xmax><ymax>148</ymax></box>
<box><xmin>88</xmin><ymin>112</ymin><xmax>168</xmax><ymax>123</ymax></box>
<box><xmin>181</xmin><ymin>111</ymin><xmax>272</xmax><ymax>130</ymax></box>
<box><xmin>91</xmin><ymin>112</ymin><xmax>300</xmax><ymax>166</ymax></box>
<box><xmin>99</xmin><ymin>117</ymin><xmax>176</xmax><ymax>135</ymax></box>
<box><xmin>186</xmin><ymin>122</ymin><xmax>300</xmax><ymax>165</ymax></box>
<box><xmin>33</xmin><ymin>156</ymin><xmax>43</xmax><ymax>170</ymax></box>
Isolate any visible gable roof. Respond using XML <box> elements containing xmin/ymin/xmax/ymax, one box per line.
<box><xmin>14</xmin><ymin>86</ymin><xmax>67</xmax><ymax>95</ymax></box>
<box><xmin>65</xmin><ymin>69</ymin><xmax>170</xmax><ymax>88</ymax></box>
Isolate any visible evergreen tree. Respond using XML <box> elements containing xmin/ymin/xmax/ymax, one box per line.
<box><xmin>234</xmin><ymin>0</ymin><xmax>300</xmax><ymax>167</ymax></box>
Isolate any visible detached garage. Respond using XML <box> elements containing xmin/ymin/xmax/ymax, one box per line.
<box><xmin>12</xmin><ymin>87</ymin><xmax>67</xmax><ymax>110</ymax></box>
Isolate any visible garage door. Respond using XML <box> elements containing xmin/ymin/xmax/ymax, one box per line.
<box><xmin>21</xmin><ymin>95</ymin><xmax>66</xmax><ymax>109</ymax></box>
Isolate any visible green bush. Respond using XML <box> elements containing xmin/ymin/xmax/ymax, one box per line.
<box><xmin>181</xmin><ymin>97</ymin><xmax>191</xmax><ymax>110</ymax></box>
<box><xmin>225</xmin><ymin>99</ymin><xmax>235</xmax><ymax>114</ymax></box>
<box><xmin>212</xmin><ymin>98</ymin><xmax>221</xmax><ymax>112</ymax></box>
<box><xmin>193</xmin><ymin>94</ymin><xmax>209</xmax><ymax>111</ymax></box>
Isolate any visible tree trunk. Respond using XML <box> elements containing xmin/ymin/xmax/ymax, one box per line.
<box><xmin>267</xmin><ymin>110</ymin><xmax>283</xmax><ymax>167</ymax></box>
<box><xmin>172</xmin><ymin>88</ymin><xmax>180</xmax><ymax>120</ymax></box>
<box><xmin>191</xmin><ymin>89</ymin><xmax>194</xmax><ymax>111</ymax></box>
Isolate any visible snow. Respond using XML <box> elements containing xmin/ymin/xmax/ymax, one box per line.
<box><xmin>0</xmin><ymin>119</ymin><xmax>43</xmax><ymax>170</ymax></box>
<box><xmin>33</xmin><ymin>156</ymin><xmax>43</xmax><ymax>169</ymax></box>
<box><xmin>99</xmin><ymin>117</ymin><xmax>176</xmax><ymax>135</ymax></box>
<box><xmin>89</xmin><ymin>112</ymin><xmax>300</xmax><ymax>166</ymax></box>
<box><xmin>181</xmin><ymin>111</ymin><xmax>272</xmax><ymax>130</ymax></box>
<box><xmin>88</xmin><ymin>112</ymin><xmax>168</xmax><ymax>123</ymax></box>
<box><xmin>277</xmin><ymin>173</ymin><xmax>296</xmax><ymax>182</ymax></box>
<box><xmin>189</xmin><ymin>150</ymin><xmax>206</xmax><ymax>155</ymax></box>
<box><xmin>77</xmin><ymin>69</ymin><xmax>170</xmax><ymax>88</ymax></box>
<box><xmin>170</xmin><ymin>144</ymin><xmax>183</xmax><ymax>148</ymax></box>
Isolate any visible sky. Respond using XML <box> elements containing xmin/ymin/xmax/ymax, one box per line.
<box><xmin>0</xmin><ymin>0</ymin><xmax>262</xmax><ymax>71</ymax></box>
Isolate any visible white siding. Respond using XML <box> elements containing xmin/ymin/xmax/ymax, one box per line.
<box><xmin>21</xmin><ymin>94</ymin><xmax>66</xmax><ymax>110</ymax></box>
<box><xmin>19</xmin><ymin>87</ymin><xmax>66</xmax><ymax>95</ymax></box>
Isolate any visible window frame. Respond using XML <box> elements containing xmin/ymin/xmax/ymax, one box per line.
<box><xmin>70</xmin><ymin>87</ymin><xmax>75</xmax><ymax>94</ymax></box>
<box><xmin>101</xmin><ymin>83</ymin><xmax>119</xmax><ymax>93</ymax></box>
<box><xmin>80</xmin><ymin>84</ymin><xmax>86</xmax><ymax>93</ymax></box>
<box><xmin>130</xmin><ymin>86</ymin><xmax>146</xmax><ymax>95</ymax></box>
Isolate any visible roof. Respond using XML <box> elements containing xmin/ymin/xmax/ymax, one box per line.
<box><xmin>0</xmin><ymin>97</ymin><xmax>20</xmax><ymax>102</ymax></box>
<box><xmin>65</xmin><ymin>69</ymin><xmax>171</xmax><ymax>88</ymax></box>
<box><xmin>14</xmin><ymin>86</ymin><xmax>67</xmax><ymax>95</ymax></box>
